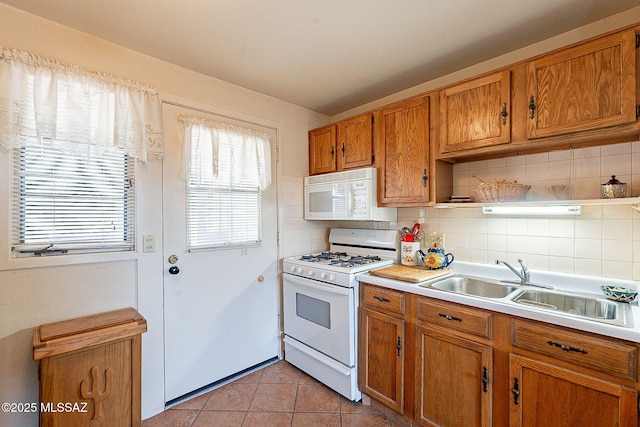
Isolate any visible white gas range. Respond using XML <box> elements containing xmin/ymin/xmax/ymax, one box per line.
<box><xmin>282</xmin><ymin>228</ymin><xmax>398</xmax><ymax>401</ymax></box>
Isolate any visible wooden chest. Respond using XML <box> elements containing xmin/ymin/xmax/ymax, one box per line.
<box><xmin>33</xmin><ymin>307</ymin><xmax>147</xmax><ymax>427</ymax></box>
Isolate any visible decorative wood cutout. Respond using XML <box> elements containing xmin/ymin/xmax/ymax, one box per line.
<box><xmin>80</xmin><ymin>366</ymin><xmax>113</xmax><ymax>422</ymax></box>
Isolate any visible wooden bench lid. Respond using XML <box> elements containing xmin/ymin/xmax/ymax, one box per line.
<box><xmin>33</xmin><ymin>307</ymin><xmax>147</xmax><ymax>360</ymax></box>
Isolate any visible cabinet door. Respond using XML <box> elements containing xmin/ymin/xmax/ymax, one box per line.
<box><xmin>337</xmin><ymin>113</ymin><xmax>374</xmax><ymax>170</ymax></box>
<box><xmin>308</xmin><ymin>125</ymin><xmax>337</xmax><ymax>175</ymax></box>
<box><xmin>527</xmin><ymin>29</ymin><xmax>637</xmax><ymax>138</ymax></box>
<box><xmin>360</xmin><ymin>308</ymin><xmax>405</xmax><ymax>413</ymax></box>
<box><xmin>379</xmin><ymin>97</ymin><xmax>430</xmax><ymax>205</ymax></box>
<box><xmin>509</xmin><ymin>354</ymin><xmax>637</xmax><ymax>427</ymax></box>
<box><xmin>415</xmin><ymin>326</ymin><xmax>493</xmax><ymax>427</ymax></box>
<box><xmin>440</xmin><ymin>70</ymin><xmax>511</xmax><ymax>154</ymax></box>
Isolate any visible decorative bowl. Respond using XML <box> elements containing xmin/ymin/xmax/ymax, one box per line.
<box><xmin>600</xmin><ymin>285</ymin><xmax>637</xmax><ymax>303</ymax></box>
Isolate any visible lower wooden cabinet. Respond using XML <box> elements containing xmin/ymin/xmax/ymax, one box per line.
<box><xmin>509</xmin><ymin>354</ymin><xmax>638</xmax><ymax>427</ymax></box>
<box><xmin>415</xmin><ymin>325</ymin><xmax>493</xmax><ymax>427</ymax></box>
<box><xmin>359</xmin><ymin>285</ymin><xmax>640</xmax><ymax>427</ymax></box>
<box><xmin>360</xmin><ymin>307</ymin><xmax>405</xmax><ymax>414</ymax></box>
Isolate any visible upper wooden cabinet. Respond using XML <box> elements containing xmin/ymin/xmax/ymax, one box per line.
<box><xmin>308</xmin><ymin>124</ymin><xmax>337</xmax><ymax>175</ymax></box>
<box><xmin>439</xmin><ymin>70</ymin><xmax>511</xmax><ymax>154</ymax></box>
<box><xmin>336</xmin><ymin>113</ymin><xmax>375</xmax><ymax>170</ymax></box>
<box><xmin>379</xmin><ymin>96</ymin><xmax>430</xmax><ymax>206</ymax></box>
<box><xmin>525</xmin><ymin>28</ymin><xmax>637</xmax><ymax>139</ymax></box>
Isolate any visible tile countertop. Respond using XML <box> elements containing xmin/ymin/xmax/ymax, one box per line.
<box><xmin>357</xmin><ymin>261</ymin><xmax>640</xmax><ymax>342</ymax></box>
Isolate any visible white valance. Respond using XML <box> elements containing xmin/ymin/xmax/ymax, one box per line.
<box><xmin>178</xmin><ymin>115</ymin><xmax>271</xmax><ymax>190</ymax></box>
<box><xmin>0</xmin><ymin>46</ymin><xmax>163</xmax><ymax>161</ymax></box>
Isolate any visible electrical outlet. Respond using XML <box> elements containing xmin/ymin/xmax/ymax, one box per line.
<box><xmin>143</xmin><ymin>234</ymin><xmax>155</xmax><ymax>253</ymax></box>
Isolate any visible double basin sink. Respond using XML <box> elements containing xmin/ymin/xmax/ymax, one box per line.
<box><xmin>421</xmin><ymin>274</ymin><xmax>633</xmax><ymax>327</ymax></box>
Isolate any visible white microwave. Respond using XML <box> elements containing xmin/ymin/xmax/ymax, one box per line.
<box><xmin>304</xmin><ymin>168</ymin><xmax>397</xmax><ymax>221</ymax></box>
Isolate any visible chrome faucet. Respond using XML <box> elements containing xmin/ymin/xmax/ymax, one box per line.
<box><xmin>495</xmin><ymin>259</ymin><xmax>530</xmax><ymax>284</ymax></box>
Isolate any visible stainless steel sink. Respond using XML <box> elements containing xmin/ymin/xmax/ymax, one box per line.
<box><xmin>426</xmin><ymin>274</ymin><xmax>520</xmax><ymax>299</ymax></box>
<box><xmin>512</xmin><ymin>289</ymin><xmax>633</xmax><ymax>327</ymax></box>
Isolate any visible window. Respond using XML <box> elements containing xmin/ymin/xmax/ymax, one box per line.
<box><xmin>12</xmin><ymin>142</ymin><xmax>135</xmax><ymax>256</ymax></box>
<box><xmin>181</xmin><ymin>118</ymin><xmax>271</xmax><ymax>250</ymax></box>
<box><xmin>0</xmin><ymin>46</ymin><xmax>164</xmax><ymax>258</ymax></box>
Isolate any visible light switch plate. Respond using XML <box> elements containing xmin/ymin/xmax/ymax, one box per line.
<box><xmin>143</xmin><ymin>234</ymin><xmax>155</xmax><ymax>253</ymax></box>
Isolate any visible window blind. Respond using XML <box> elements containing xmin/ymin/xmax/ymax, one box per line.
<box><xmin>12</xmin><ymin>142</ymin><xmax>135</xmax><ymax>256</ymax></box>
<box><xmin>185</xmin><ymin>123</ymin><xmax>264</xmax><ymax>250</ymax></box>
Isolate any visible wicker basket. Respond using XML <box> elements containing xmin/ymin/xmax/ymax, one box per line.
<box><xmin>472</xmin><ymin>180</ymin><xmax>531</xmax><ymax>202</ymax></box>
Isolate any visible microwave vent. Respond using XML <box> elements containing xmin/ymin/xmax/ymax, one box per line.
<box><xmin>305</xmin><ymin>167</ymin><xmax>375</xmax><ymax>185</ymax></box>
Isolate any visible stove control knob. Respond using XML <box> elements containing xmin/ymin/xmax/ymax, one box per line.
<box><xmin>290</xmin><ymin>266</ymin><xmax>297</xmax><ymax>273</ymax></box>
<box><xmin>320</xmin><ymin>272</ymin><xmax>328</xmax><ymax>280</ymax></box>
<box><xmin>308</xmin><ymin>270</ymin><xmax>315</xmax><ymax>276</ymax></box>
<box><xmin>296</xmin><ymin>267</ymin><xmax>303</xmax><ymax>274</ymax></box>
<box><xmin>329</xmin><ymin>274</ymin><xmax>336</xmax><ymax>281</ymax></box>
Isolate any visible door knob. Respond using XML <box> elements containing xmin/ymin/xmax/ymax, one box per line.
<box><xmin>169</xmin><ymin>266</ymin><xmax>180</xmax><ymax>275</ymax></box>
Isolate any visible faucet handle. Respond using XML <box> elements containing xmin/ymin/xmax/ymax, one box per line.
<box><xmin>517</xmin><ymin>259</ymin><xmax>530</xmax><ymax>281</ymax></box>
<box><xmin>517</xmin><ymin>259</ymin><xmax>528</xmax><ymax>271</ymax></box>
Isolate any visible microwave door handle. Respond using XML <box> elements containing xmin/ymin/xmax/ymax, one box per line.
<box><xmin>347</xmin><ymin>184</ymin><xmax>354</xmax><ymax>218</ymax></box>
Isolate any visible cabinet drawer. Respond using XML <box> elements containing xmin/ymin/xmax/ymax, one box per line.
<box><xmin>511</xmin><ymin>319</ymin><xmax>637</xmax><ymax>381</ymax></box>
<box><xmin>362</xmin><ymin>285</ymin><xmax>405</xmax><ymax>315</ymax></box>
<box><xmin>416</xmin><ymin>297</ymin><xmax>493</xmax><ymax>340</ymax></box>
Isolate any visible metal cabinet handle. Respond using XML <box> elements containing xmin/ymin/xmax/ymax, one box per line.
<box><xmin>396</xmin><ymin>336</ymin><xmax>401</xmax><ymax>356</ymax></box>
<box><xmin>330</xmin><ymin>147</ymin><xmax>335</xmax><ymax>159</ymax></box>
<box><xmin>501</xmin><ymin>102</ymin><xmax>508</xmax><ymax>125</ymax></box>
<box><xmin>422</xmin><ymin>169</ymin><xmax>428</xmax><ymax>187</ymax></box>
<box><xmin>547</xmin><ymin>340</ymin><xmax>587</xmax><ymax>354</ymax></box>
<box><xmin>341</xmin><ymin>143</ymin><xmax>345</xmax><ymax>157</ymax></box>
<box><xmin>481</xmin><ymin>366</ymin><xmax>489</xmax><ymax>393</ymax></box>
<box><xmin>438</xmin><ymin>313</ymin><xmax>462</xmax><ymax>322</ymax></box>
<box><xmin>373</xmin><ymin>295</ymin><xmax>390</xmax><ymax>303</ymax></box>
<box><xmin>528</xmin><ymin>96</ymin><xmax>536</xmax><ymax>119</ymax></box>
<box><xmin>512</xmin><ymin>377</ymin><xmax>520</xmax><ymax>405</ymax></box>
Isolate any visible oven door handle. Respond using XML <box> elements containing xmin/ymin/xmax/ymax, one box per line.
<box><xmin>284</xmin><ymin>336</ymin><xmax>352</xmax><ymax>376</ymax></box>
<box><xmin>284</xmin><ymin>274</ymin><xmax>350</xmax><ymax>296</ymax></box>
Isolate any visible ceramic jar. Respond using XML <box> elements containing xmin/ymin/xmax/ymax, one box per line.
<box><xmin>601</xmin><ymin>175</ymin><xmax>627</xmax><ymax>199</ymax></box>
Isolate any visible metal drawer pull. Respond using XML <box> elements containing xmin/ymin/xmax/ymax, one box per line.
<box><xmin>438</xmin><ymin>313</ymin><xmax>462</xmax><ymax>322</ymax></box>
<box><xmin>396</xmin><ymin>336</ymin><xmax>401</xmax><ymax>356</ymax></box>
<box><xmin>547</xmin><ymin>340</ymin><xmax>587</xmax><ymax>354</ymax></box>
<box><xmin>373</xmin><ymin>295</ymin><xmax>390</xmax><ymax>303</ymax></box>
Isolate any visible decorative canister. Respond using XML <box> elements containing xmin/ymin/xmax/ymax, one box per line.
<box><xmin>601</xmin><ymin>175</ymin><xmax>627</xmax><ymax>199</ymax></box>
<box><xmin>401</xmin><ymin>241</ymin><xmax>421</xmax><ymax>266</ymax></box>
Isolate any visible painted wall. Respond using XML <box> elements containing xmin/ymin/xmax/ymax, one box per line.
<box><xmin>0</xmin><ymin>4</ymin><xmax>327</xmax><ymax>427</ymax></box>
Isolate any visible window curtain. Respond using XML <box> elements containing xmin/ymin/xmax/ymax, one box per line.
<box><xmin>178</xmin><ymin>115</ymin><xmax>271</xmax><ymax>190</ymax></box>
<box><xmin>0</xmin><ymin>46</ymin><xmax>163</xmax><ymax>161</ymax></box>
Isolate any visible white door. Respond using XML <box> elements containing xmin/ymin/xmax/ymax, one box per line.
<box><xmin>161</xmin><ymin>102</ymin><xmax>280</xmax><ymax>402</ymax></box>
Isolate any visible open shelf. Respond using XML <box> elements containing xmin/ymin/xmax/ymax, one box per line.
<box><xmin>434</xmin><ymin>196</ymin><xmax>640</xmax><ymax>209</ymax></box>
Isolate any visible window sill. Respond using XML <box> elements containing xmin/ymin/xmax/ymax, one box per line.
<box><xmin>0</xmin><ymin>250</ymin><xmax>138</xmax><ymax>271</ymax></box>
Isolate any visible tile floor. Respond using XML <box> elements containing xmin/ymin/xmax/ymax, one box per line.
<box><xmin>143</xmin><ymin>360</ymin><xmax>394</xmax><ymax>427</ymax></box>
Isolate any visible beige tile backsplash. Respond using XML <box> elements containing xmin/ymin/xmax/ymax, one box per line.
<box><xmin>283</xmin><ymin>141</ymin><xmax>640</xmax><ymax>282</ymax></box>
<box><xmin>399</xmin><ymin>141</ymin><xmax>640</xmax><ymax>282</ymax></box>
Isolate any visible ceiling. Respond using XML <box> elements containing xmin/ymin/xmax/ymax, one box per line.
<box><xmin>1</xmin><ymin>0</ymin><xmax>638</xmax><ymax>116</ymax></box>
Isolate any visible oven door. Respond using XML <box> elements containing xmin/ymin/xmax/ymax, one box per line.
<box><xmin>283</xmin><ymin>273</ymin><xmax>355</xmax><ymax>366</ymax></box>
